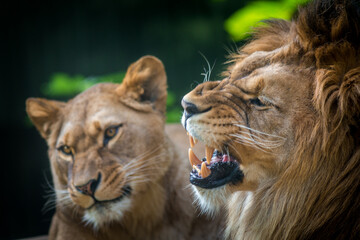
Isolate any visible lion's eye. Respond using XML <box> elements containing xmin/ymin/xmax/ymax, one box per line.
<box><xmin>250</xmin><ymin>98</ymin><xmax>266</xmax><ymax>107</ymax></box>
<box><xmin>104</xmin><ymin>124</ymin><xmax>122</xmax><ymax>146</ymax></box>
<box><xmin>58</xmin><ymin>145</ymin><xmax>73</xmax><ymax>156</ymax></box>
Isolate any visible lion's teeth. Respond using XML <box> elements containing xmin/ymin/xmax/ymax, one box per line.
<box><xmin>188</xmin><ymin>148</ymin><xmax>202</xmax><ymax>166</ymax></box>
<box><xmin>193</xmin><ymin>165</ymin><xmax>201</xmax><ymax>175</ymax></box>
<box><xmin>240</xmin><ymin>164</ymin><xmax>244</xmax><ymax>171</ymax></box>
<box><xmin>189</xmin><ymin>135</ymin><xmax>195</xmax><ymax>148</ymax></box>
<box><xmin>200</xmin><ymin>162</ymin><xmax>211</xmax><ymax>178</ymax></box>
<box><xmin>205</xmin><ymin>146</ymin><xmax>215</xmax><ymax>164</ymax></box>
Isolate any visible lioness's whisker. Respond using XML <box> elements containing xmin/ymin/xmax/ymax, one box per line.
<box><xmin>122</xmin><ymin>145</ymin><xmax>163</xmax><ymax>169</ymax></box>
<box><xmin>120</xmin><ymin>147</ymin><xmax>169</xmax><ymax>186</ymax></box>
<box><xmin>124</xmin><ymin>153</ymin><xmax>166</xmax><ymax>174</ymax></box>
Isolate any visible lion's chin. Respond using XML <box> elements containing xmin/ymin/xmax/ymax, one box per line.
<box><xmin>82</xmin><ymin>198</ymin><xmax>132</xmax><ymax>230</ymax></box>
<box><xmin>192</xmin><ymin>184</ymin><xmax>231</xmax><ymax>217</ymax></box>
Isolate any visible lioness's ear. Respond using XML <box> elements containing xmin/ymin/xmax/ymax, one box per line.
<box><xmin>26</xmin><ymin>98</ymin><xmax>65</xmax><ymax>139</ymax></box>
<box><xmin>116</xmin><ymin>55</ymin><xmax>167</xmax><ymax>115</ymax></box>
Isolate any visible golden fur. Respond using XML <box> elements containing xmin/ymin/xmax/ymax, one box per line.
<box><xmin>27</xmin><ymin>56</ymin><xmax>223</xmax><ymax>240</ymax></box>
<box><xmin>181</xmin><ymin>0</ymin><xmax>360</xmax><ymax>239</ymax></box>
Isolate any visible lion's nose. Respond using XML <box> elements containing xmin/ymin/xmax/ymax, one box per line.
<box><xmin>182</xmin><ymin>99</ymin><xmax>201</xmax><ymax>118</ymax></box>
<box><xmin>75</xmin><ymin>173</ymin><xmax>101</xmax><ymax>196</ymax></box>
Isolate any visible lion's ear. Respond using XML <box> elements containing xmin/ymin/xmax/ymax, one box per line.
<box><xmin>26</xmin><ymin>98</ymin><xmax>65</xmax><ymax>139</ymax></box>
<box><xmin>116</xmin><ymin>55</ymin><xmax>167</xmax><ymax>115</ymax></box>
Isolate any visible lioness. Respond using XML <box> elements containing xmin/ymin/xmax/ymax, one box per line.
<box><xmin>26</xmin><ymin>56</ymin><xmax>222</xmax><ymax>240</ymax></box>
<box><xmin>181</xmin><ymin>0</ymin><xmax>360</xmax><ymax>239</ymax></box>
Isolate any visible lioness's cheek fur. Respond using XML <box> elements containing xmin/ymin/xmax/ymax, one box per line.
<box><xmin>181</xmin><ymin>0</ymin><xmax>360</xmax><ymax>239</ymax></box>
<box><xmin>26</xmin><ymin>56</ymin><xmax>224</xmax><ymax>240</ymax></box>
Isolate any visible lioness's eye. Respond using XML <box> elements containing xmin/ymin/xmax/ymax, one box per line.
<box><xmin>58</xmin><ymin>145</ymin><xmax>73</xmax><ymax>156</ymax></box>
<box><xmin>104</xmin><ymin>124</ymin><xmax>123</xmax><ymax>146</ymax></box>
<box><xmin>105</xmin><ymin>127</ymin><xmax>117</xmax><ymax>138</ymax></box>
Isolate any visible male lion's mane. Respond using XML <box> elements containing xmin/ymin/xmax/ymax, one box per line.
<box><xmin>226</xmin><ymin>0</ymin><xmax>360</xmax><ymax>239</ymax></box>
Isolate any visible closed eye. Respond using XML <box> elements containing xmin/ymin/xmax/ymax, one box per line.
<box><xmin>250</xmin><ymin>98</ymin><xmax>266</xmax><ymax>107</ymax></box>
<box><xmin>249</xmin><ymin>97</ymin><xmax>276</xmax><ymax>110</ymax></box>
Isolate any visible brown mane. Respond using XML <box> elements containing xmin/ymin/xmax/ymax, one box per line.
<box><xmin>229</xmin><ymin>0</ymin><xmax>360</xmax><ymax>239</ymax></box>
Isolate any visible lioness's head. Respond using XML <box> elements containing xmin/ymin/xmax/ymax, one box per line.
<box><xmin>26</xmin><ymin>56</ymin><xmax>169</xmax><ymax>228</ymax></box>
<box><xmin>182</xmin><ymin>0</ymin><xmax>360</xmax><ymax>216</ymax></box>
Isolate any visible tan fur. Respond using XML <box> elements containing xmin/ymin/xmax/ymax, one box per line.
<box><xmin>182</xmin><ymin>0</ymin><xmax>360</xmax><ymax>239</ymax></box>
<box><xmin>27</xmin><ymin>56</ymin><xmax>223</xmax><ymax>240</ymax></box>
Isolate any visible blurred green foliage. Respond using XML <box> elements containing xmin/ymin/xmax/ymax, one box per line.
<box><xmin>40</xmin><ymin>0</ymin><xmax>311</xmax><ymax>124</ymax></box>
<box><xmin>166</xmin><ymin>92</ymin><xmax>183</xmax><ymax>123</ymax></box>
<box><xmin>42</xmin><ymin>72</ymin><xmax>182</xmax><ymax>123</ymax></box>
<box><xmin>42</xmin><ymin>72</ymin><xmax>126</xmax><ymax>97</ymax></box>
<box><xmin>225</xmin><ymin>0</ymin><xmax>309</xmax><ymax>40</ymax></box>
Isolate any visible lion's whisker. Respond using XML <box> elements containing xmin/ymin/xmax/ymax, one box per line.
<box><xmin>230</xmin><ymin>134</ymin><xmax>283</xmax><ymax>149</ymax></box>
<box><xmin>223</xmin><ymin>136</ymin><xmax>243</xmax><ymax>158</ymax></box>
<box><xmin>232</xmin><ymin>123</ymin><xmax>286</xmax><ymax>140</ymax></box>
<box><xmin>199</xmin><ymin>52</ymin><xmax>216</xmax><ymax>82</ymax></box>
<box><xmin>233</xmin><ymin>139</ymin><xmax>271</xmax><ymax>153</ymax></box>
<box><xmin>236</xmin><ymin>130</ymin><xmax>284</xmax><ymax>144</ymax></box>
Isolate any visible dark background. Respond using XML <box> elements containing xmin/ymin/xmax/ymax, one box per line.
<box><xmin>2</xmin><ymin>0</ymin><xmax>250</xmax><ymax>239</ymax></box>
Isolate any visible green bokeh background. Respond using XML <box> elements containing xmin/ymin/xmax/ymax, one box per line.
<box><xmin>37</xmin><ymin>0</ymin><xmax>307</xmax><ymax>124</ymax></box>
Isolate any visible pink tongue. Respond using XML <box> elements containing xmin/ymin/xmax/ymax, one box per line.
<box><xmin>222</xmin><ymin>155</ymin><xmax>230</xmax><ymax>162</ymax></box>
<box><xmin>211</xmin><ymin>153</ymin><xmax>233</xmax><ymax>164</ymax></box>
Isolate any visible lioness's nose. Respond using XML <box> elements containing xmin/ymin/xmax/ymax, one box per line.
<box><xmin>75</xmin><ymin>173</ymin><xmax>101</xmax><ymax>196</ymax></box>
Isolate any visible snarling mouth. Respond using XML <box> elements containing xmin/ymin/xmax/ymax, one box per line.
<box><xmin>187</xmin><ymin>133</ymin><xmax>244</xmax><ymax>189</ymax></box>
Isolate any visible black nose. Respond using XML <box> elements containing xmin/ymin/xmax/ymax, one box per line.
<box><xmin>182</xmin><ymin>100</ymin><xmax>201</xmax><ymax>118</ymax></box>
<box><xmin>75</xmin><ymin>173</ymin><xmax>101</xmax><ymax>196</ymax></box>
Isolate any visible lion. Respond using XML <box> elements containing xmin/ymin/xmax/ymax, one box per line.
<box><xmin>181</xmin><ymin>0</ymin><xmax>360</xmax><ymax>239</ymax></box>
<box><xmin>26</xmin><ymin>56</ymin><xmax>223</xmax><ymax>240</ymax></box>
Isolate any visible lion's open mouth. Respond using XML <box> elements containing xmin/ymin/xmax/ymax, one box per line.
<box><xmin>187</xmin><ymin>133</ymin><xmax>244</xmax><ymax>189</ymax></box>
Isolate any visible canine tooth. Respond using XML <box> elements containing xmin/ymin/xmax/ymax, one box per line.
<box><xmin>188</xmin><ymin>148</ymin><xmax>202</xmax><ymax>166</ymax></box>
<box><xmin>189</xmin><ymin>135</ymin><xmax>195</xmax><ymax>148</ymax></box>
<box><xmin>205</xmin><ymin>146</ymin><xmax>215</xmax><ymax>164</ymax></box>
<box><xmin>201</xmin><ymin>162</ymin><xmax>211</xmax><ymax>178</ymax></box>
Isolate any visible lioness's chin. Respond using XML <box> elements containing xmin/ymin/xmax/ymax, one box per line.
<box><xmin>192</xmin><ymin>184</ymin><xmax>230</xmax><ymax>217</ymax></box>
<box><xmin>82</xmin><ymin>198</ymin><xmax>131</xmax><ymax>230</ymax></box>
